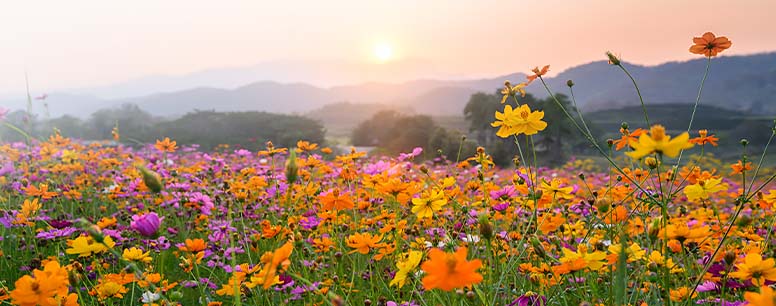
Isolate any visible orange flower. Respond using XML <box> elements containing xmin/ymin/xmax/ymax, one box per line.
<box><xmin>731</xmin><ymin>160</ymin><xmax>753</xmax><ymax>175</ymax></box>
<box><xmin>689</xmin><ymin>129</ymin><xmax>719</xmax><ymax>146</ymax></box>
<box><xmin>154</xmin><ymin>137</ymin><xmax>178</xmax><ymax>153</ymax></box>
<box><xmin>745</xmin><ymin>286</ymin><xmax>776</xmax><ymax>306</ymax></box>
<box><xmin>179</xmin><ymin>238</ymin><xmax>207</xmax><ymax>252</ymax></box>
<box><xmin>25</xmin><ymin>184</ymin><xmax>58</xmax><ymax>199</ymax></box>
<box><xmin>421</xmin><ymin>247</ymin><xmax>483</xmax><ymax>291</ymax></box>
<box><xmin>689</xmin><ymin>32</ymin><xmax>732</xmax><ymax>57</ymax></box>
<box><xmin>612</xmin><ymin>128</ymin><xmax>647</xmax><ymax>151</ymax></box>
<box><xmin>526</xmin><ymin>65</ymin><xmax>550</xmax><ymax>82</ymax></box>
<box><xmin>258</xmin><ymin>141</ymin><xmax>288</xmax><ymax>156</ymax></box>
<box><xmin>10</xmin><ymin>261</ymin><xmax>69</xmax><ymax>306</ymax></box>
<box><xmin>319</xmin><ymin>189</ymin><xmax>354</xmax><ymax>211</ymax></box>
<box><xmin>346</xmin><ymin>232</ymin><xmax>383</xmax><ymax>254</ymax></box>
<box><xmin>295</xmin><ymin>140</ymin><xmax>319</xmax><ymax>153</ymax></box>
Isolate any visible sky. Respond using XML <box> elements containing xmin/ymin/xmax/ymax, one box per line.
<box><xmin>1</xmin><ymin>0</ymin><xmax>775</xmax><ymax>95</ymax></box>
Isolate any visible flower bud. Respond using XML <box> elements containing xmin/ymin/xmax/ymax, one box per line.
<box><xmin>478</xmin><ymin>215</ymin><xmax>494</xmax><ymax>240</ymax></box>
<box><xmin>740</xmin><ymin>139</ymin><xmax>749</xmax><ymax>146</ymax></box>
<box><xmin>138</xmin><ymin>166</ymin><xmax>162</xmax><ymax>193</ymax></box>
<box><xmin>606</xmin><ymin>51</ymin><xmax>621</xmax><ymax>66</ymax></box>
<box><xmin>566</xmin><ymin>80</ymin><xmax>575</xmax><ymax>87</ymax></box>
<box><xmin>530</xmin><ymin>236</ymin><xmax>547</xmax><ymax>259</ymax></box>
<box><xmin>130</xmin><ymin>212</ymin><xmax>163</xmax><ymax>237</ymax></box>
<box><xmin>285</xmin><ymin>149</ymin><xmax>299</xmax><ymax>183</ymax></box>
<box><xmin>621</xmin><ymin>122</ymin><xmax>629</xmax><ymax>130</ymax></box>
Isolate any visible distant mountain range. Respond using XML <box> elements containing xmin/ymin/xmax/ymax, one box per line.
<box><xmin>3</xmin><ymin>52</ymin><xmax>775</xmax><ymax>117</ymax></box>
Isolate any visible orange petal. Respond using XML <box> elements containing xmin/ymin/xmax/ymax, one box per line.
<box><xmin>701</xmin><ymin>32</ymin><xmax>715</xmax><ymax>42</ymax></box>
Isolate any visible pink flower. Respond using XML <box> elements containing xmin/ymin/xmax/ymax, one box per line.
<box><xmin>131</xmin><ymin>212</ymin><xmax>163</xmax><ymax>237</ymax></box>
<box><xmin>0</xmin><ymin>107</ymin><xmax>9</xmax><ymax>120</ymax></box>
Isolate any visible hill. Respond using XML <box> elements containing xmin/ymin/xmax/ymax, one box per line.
<box><xmin>2</xmin><ymin>52</ymin><xmax>774</xmax><ymax>117</ymax></box>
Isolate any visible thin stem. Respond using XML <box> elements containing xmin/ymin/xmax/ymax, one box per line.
<box><xmin>568</xmin><ymin>86</ymin><xmax>595</xmax><ymax>143</ymax></box>
<box><xmin>617</xmin><ymin>65</ymin><xmax>650</xmax><ymax>127</ymax></box>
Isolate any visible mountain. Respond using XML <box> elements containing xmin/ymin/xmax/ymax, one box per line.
<box><xmin>2</xmin><ymin>52</ymin><xmax>774</xmax><ymax>118</ymax></box>
<box><xmin>532</xmin><ymin>52</ymin><xmax>776</xmax><ymax>114</ymax></box>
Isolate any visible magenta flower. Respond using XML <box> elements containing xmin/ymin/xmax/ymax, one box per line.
<box><xmin>131</xmin><ymin>212</ymin><xmax>163</xmax><ymax>237</ymax></box>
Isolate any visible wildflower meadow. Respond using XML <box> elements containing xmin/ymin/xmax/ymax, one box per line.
<box><xmin>3</xmin><ymin>31</ymin><xmax>776</xmax><ymax>306</ymax></box>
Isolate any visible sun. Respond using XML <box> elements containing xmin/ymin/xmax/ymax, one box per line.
<box><xmin>373</xmin><ymin>42</ymin><xmax>393</xmax><ymax>62</ymax></box>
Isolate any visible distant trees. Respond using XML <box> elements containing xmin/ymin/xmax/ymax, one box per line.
<box><xmin>0</xmin><ymin>104</ymin><xmax>325</xmax><ymax>151</ymax></box>
<box><xmin>155</xmin><ymin>110</ymin><xmax>325</xmax><ymax>150</ymax></box>
<box><xmin>352</xmin><ymin>110</ymin><xmax>476</xmax><ymax>161</ymax></box>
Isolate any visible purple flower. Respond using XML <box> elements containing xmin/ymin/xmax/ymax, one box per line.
<box><xmin>490</xmin><ymin>186</ymin><xmax>517</xmax><ymax>201</ymax></box>
<box><xmin>492</xmin><ymin>202</ymin><xmax>509</xmax><ymax>212</ymax></box>
<box><xmin>508</xmin><ymin>294</ymin><xmax>546</xmax><ymax>306</ymax></box>
<box><xmin>0</xmin><ymin>161</ymin><xmax>14</xmax><ymax>176</ymax></box>
<box><xmin>131</xmin><ymin>212</ymin><xmax>163</xmax><ymax>237</ymax></box>
<box><xmin>398</xmin><ymin>147</ymin><xmax>423</xmax><ymax>161</ymax></box>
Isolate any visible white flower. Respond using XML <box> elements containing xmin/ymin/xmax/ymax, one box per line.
<box><xmin>141</xmin><ymin>291</ymin><xmax>161</xmax><ymax>303</ymax></box>
<box><xmin>461</xmin><ymin>234</ymin><xmax>480</xmax><ymax>243</ymax></box>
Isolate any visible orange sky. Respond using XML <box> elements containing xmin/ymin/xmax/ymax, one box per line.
<box><xmin>1</xmin><ymin>0</ymin><xmax>775</xmax><ymax>93</ymax></box>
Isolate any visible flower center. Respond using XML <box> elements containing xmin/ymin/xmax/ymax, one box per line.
<box><xmin>445</xmin><ymin>254</ymin><xmax>457</xmax><ymax>273</ymax></box>
<box><xmin>650</xmin><ymin>125</ymin><xmax>667</xmax><ymax>141</ymax></box>
<box><xmin>520</xmin><ymin>110</ymin><xmax>529</xmax><ymax>119</ymax></box>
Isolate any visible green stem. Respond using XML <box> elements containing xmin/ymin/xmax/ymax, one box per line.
<box><xmin>617</xmin><ymin>65</ymin><xmax>650</xmax><ymax>127</ymax></box>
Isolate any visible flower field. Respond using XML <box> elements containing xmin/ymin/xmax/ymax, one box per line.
<box><xmin>2</xmin><ymin>32</ymin><xmax>776</xmax><ymax>306</ymax></box>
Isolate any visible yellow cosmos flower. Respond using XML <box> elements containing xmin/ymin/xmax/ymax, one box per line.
<box><xmin>411</xmin><ymin>189</ymin><xmax>447</xmax><ymax>219</ymax></box>
<box><xmin>65</xmin><ymin>236</ymin><xmax>116</xmax><ymax>257</ymax></box>
<box><xmin>492</xmin><ymin>104</ymin><xmax>548</xmax><ymax>138</ymax></box>
<box><xmin>122</xmin><ymin>247</ymin><xmax>153</xmax><ymax>263</ymax></box>
<box><xmin>559</xmin><ymin>246</ymin><xmax>607</xmax><ymax>271</ymax></box>
<box><xmin>390</xmin><ymin>250</ymin><xmax>423</xmax><ymax>288</ymax></box>
<box><xmin>625</xmin><ymin>125</ymin><xmax>694</xmax><ymax>159</ymax></box>
<box><xmin>684</xmin><ymin>177</ymin><xmax>728</xmax><ymax>202</ymax></box>
<box><xmin>730</xmin><ymin>253</ymin><xmax>776</xmax><ymax>286</ymax></box>
<box><xmin>540</xmin><ymin>178</ymin><xmax>574</xmax><ymax>200</ymax></box>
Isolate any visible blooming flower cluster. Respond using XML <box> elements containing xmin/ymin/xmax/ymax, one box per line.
<box><xmin>2</xmin><ymin>31</ymin><xmax>775</xmax><ymax>306</ymax></box>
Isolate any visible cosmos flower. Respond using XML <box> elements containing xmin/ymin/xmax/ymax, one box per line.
<box><xmin>492</xmin><ymin>104</ymin><xmax>548</xmax><ymax>138</ymax></box>
<box><xmin>730</xmin><ymin>253</ymin><xmax>776</xmax><ymax>286</ymax></box>
<box><xmin>130</xmin><ymin>212</ymin><xmax>163</xmax><ymax>237</ymax></box>
<box><xmin>689</xmin><ymin>32</ymin><xmax>732</xmax><ymax>57</ymax></box>
<box><xmin>421</xmin><ymin>247</ymin><xmax>483</xmax><ymax>291</ymax></box>
<box><xmin>625</xmin><ymin>125</ymin><xmax>694</xmax><ymax>159</ymax></box>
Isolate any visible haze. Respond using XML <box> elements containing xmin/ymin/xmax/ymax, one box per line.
<box><xmin>1</xmin><ymin>0</ymin><xmax>775</xmax><ymax>96</ymax></box>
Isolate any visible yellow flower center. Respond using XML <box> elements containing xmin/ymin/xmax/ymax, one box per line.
<box><xmin>520</xmin><ymin>110</ymin><xmax>530</xmax><ymax>119</ymax></box>
<box><xmin>650</xmin><ymin>125</ymin><xmax>667</xmax><ymax>141</ymax></box>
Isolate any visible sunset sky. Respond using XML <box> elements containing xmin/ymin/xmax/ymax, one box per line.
<box><xmin>1</xmin><ymin>0</ymin><xmax>775</xmax><ymax>94</ymax></box>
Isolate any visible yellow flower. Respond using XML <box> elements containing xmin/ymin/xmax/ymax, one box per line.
<box><xmin>684</xmin><ymin>177</ymin><xmax>728</xmax><ymax>202</ymax></box>
<box><xmin>122</xmin><ymin>247</ymin><xmax>153</xmax><ymax>263</ymax></box>
<box><xmin>648</xmin><ymin>251</ymin><xmax>685</xmax><ymax>273</ymax></box>
<box><xmin>625</xmin><ymin>125</ymin><xmax>693</xmax><ymax>159</ymax></box>
<box><xmin>730</xmin><ymin>253</ymin><xmax>776</xmax><ymax>286</ymax></box>
<box><xmin>94</xmin><ymin>281</ymin><xmax>127</xmax><ymax>300</ymax></box>
<box><xmin>500</xmin><ymin>81</ymin><xmax>529</xmax><ymax>103</ymax></box>
<box><xmin>559</xmin><ymin>246</ymin><xmax>607</xmax><ymax>271</ymax></box>
<box><xmin>540</xmin><ymin>178</ymin><xmax>574</xmax><ymax>200</ymax></box>
<box><xmin>411</xmin><ymin>189</ymin><xmax>447</xmax><ymax>219</ymax></box>
<box><xmin>390</xmin><ymin>250</ymin><xmax>423</xmax><ymax>288</ymax></box>
<box><xmin>65</xmin><ymin>236</ymin><xmax>115</xmax><ymax>257</ymax></box>
<box><xmin>607</xmin><ymin>242</ymin><xmax>646</xmax><ymax>263</ymax></box>
<box><xmin>491</xmin><ymin>104</ymin><xmax>548</xmax><ymax>138</ymax></box>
